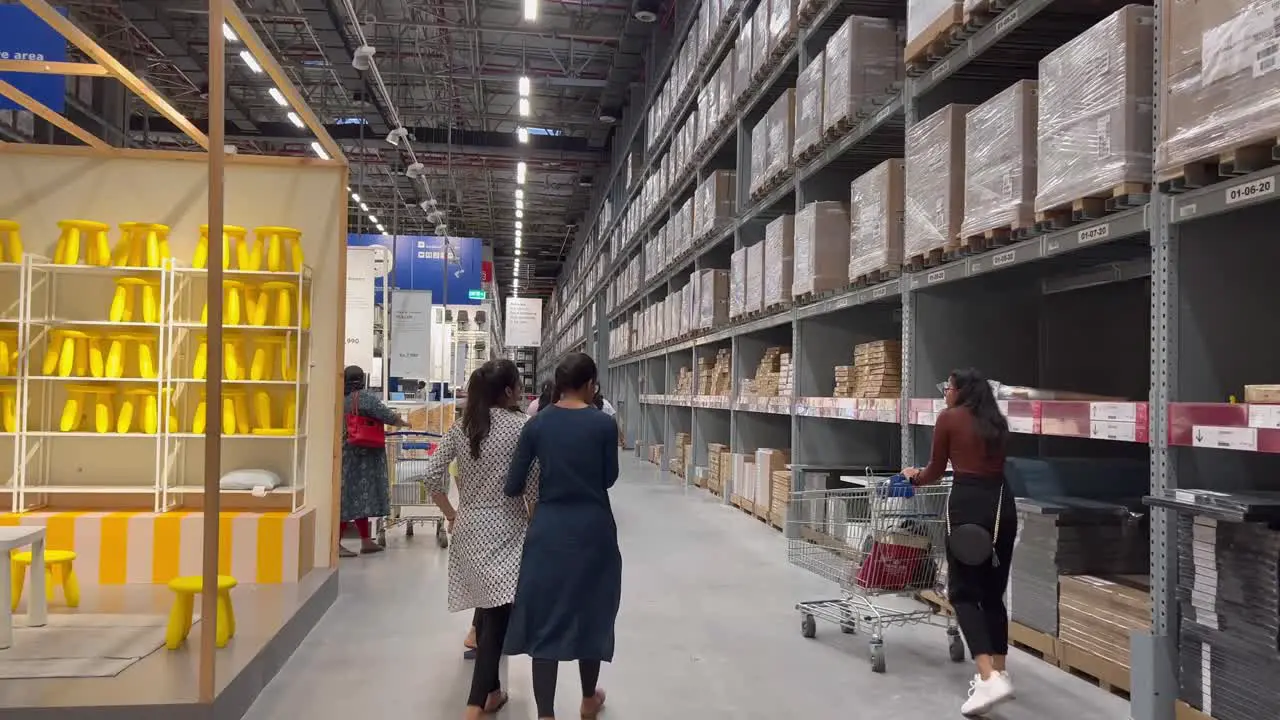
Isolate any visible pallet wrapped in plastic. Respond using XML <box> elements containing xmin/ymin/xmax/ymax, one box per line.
<box><xmin>764</xmin><ymin>214</ymin><xmax>795</xmax><ymax>308</ymax></box>
<box><xmin>905</xmin><ymin>104</ymin><xmax>971</xmax><ymax>261</ymax></box>
<box><xmin>745</xmin><ymin>241</ymin><xmax>764</xmax><ymax>314</ymax></box>
<box><xmin>717</xmin><ymin>53</ymin><xmax>736</xmax><ymax>123</ymax></box>
<box><xmin>732</xmin><ymin>248</ymin><xmax>747</xmax><ymax>317</ymax></box>
<box><xmin>1156</xmin><ymin>1</ymin><xmax>1280</xmax><ymax>183</ymax></box>
<box><xmin>1036</xmin><ymin>5</ymin><xmax>1153</xmax><ymax>214</ymax></box>
<box><xmin>768</xmin><ymin>0</ymin><xmax>797</xmax><ymax>56</ymax></box>
<box><xmin>906</xmin><ymin>0</ymin><xmax>963</xmax><ymax>62</ymax></box>
<box><xmin>694</xmin><ymin>170</ymin><xmax>737</xmax><ymax>240</ymax></box>
<box><xmin>750</xmin><ymin>115</ymin><xmax>769</xmax><ymax>196</ymax></box>
<box><xmin>752</xmin><ymin>4</ymin><xmax>770</xmax><ymax>79</ymax></box>
<box><xmin>794</xmin><ymin>53</ymin><xmax>825</xmax><ymax>158</ymax></box>
<box><xmin>822</xmin><ymin>15</ymin><xmax>902</xmax><ymax>137</ymax></box>
<box><xmin>734</xmin><ymin>30</ymin><xmax>753</xmax><ymax>106</ymax></box>
<box><xmin>849</xmin><ymin>159</ymin><xmax>904</xmax><ymax>282</ymax></box>
<box><xmin>765</xmin><ymin>88</ymin><xmax>796</xmax><ymax>181</ymax></box>
<box><xmin>699</xmin><ymin>269</ymin><xmax>731</xmax><ymax>328</ymax></box>
<box><xmin>960</xmin><ymin>80</ymin><xmax>1038</xmax><ymax>239</ymax></box>
<box><xmin>793</xmin><ymin>201</ymin><xmax>850</xmax><ymax>297</ymax></box>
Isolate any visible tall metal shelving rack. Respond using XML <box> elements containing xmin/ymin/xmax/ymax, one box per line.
<box><xmin>535</xmin><ymin>1</ymin><xmax>1280</xmax><ymax>717</ymax></box>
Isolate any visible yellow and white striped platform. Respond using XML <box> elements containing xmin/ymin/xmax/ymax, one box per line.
<box><xmin>0</xmin><ymin>508</ymin><xmax>316</xmax><ymax>585</ymax></box>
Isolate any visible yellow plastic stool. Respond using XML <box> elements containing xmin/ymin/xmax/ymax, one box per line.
<box><xmin>113</xmin><ymin>222</ymin><xmax>170</xmax><ymax>269</ymax></box>
<box><xmin>165</xmin><ymin>575</ymin><xmax>236</xmax><ymax>649</ymax></box>
<box><xmin>192</xmin><ymin>389</ymin><xmax>250</xmax><ymax>435</ymax></box>
<box><xmin>104</xmin><ymin>333</ymin><xmax>159</xmax><ymax>380</ymax></box>
<box><xmin>54</xmin><ymin>220</ymin><xmax>111</xmax><ymax>266</ymax></box>
<box><xmin>191</xmin><ymin>335</ymin><xmax>246</xmax><ymax>381</ymax></box>
<box><xmin>247</xmin><ymin>336</ymin><xmax>298</xmax><ymax>382</ymax></box>
<box><xmin>0</xmin><ymin>384</ymin><xmax>17</xmax><ymax>433</ymax></box>
<box><xmin>254</xmin><ymin>226</ymin><xmax>304</xmax><ymax>273</ymax></box>
<box><xmin>40</xmin><ymin>330</ymin><xmax>102</xmax><ymax>378</ymax></box>
<box><xmin>109</xmin><ymin>277</ymin><xmax>162</xmax><ymax>324</ymax></box>
<box><xmin>200</xmin><ymin>280</ymin><xmax>246</xmax><ymax>326</ymax></box>
<box><xmin>118</xmin><ymin>387</ymin><xmax>160</xmax><ymax>434</ymax></box>
<box><xmin>194</xmin><ymin>224</ymin><xmax>252</xmax><ymax>271</ymax></box>
<box><xmin>0</xmin><ymin>220</ymin><xmax>22</xmax><ymax>263</ymax></box>
<box><xmin>11</xmin><ymin>550</ymin><xmax>79</xmax><ymax>611</ymax></box>
<box><xmin>0</xmin><ymin>329</ymin><xmax>17</xmax><ymax>378</ymax></box>
<box><xmin>61</xmin><ymin>383</ymin><xmax>116</xmax><ymax>433</ymax></box>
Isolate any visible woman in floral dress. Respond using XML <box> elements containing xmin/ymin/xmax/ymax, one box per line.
<box><xmin>340</xmin><ymin>365</ymin><xmax>407</xmax><ymax>557</ymax></box>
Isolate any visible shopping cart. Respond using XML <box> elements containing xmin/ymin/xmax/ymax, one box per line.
<box><xmin>787</xmin><ymin>472</ymin><xmax>965</xmax><ymax>673</ymax></box>
<box><xmin>377</xmin><ymin>431</ymin><xmax>451</xmax><ymax>549</ymax></box>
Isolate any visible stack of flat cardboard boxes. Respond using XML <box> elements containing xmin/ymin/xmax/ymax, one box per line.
<box><xmin>833</xmin><ymin>365</ymin><xmax>856</xmax><ymax>397</ymax></box>
<box><xmin>905</xmin><ymin>104</ymin><xmax>972</xmax><ymax>262</ymax></box>
<box><xmin>755</xmin><ymin>448</ymin><xmax>789</xmax><ymax>522</ymax></box>
<box><xmin>707</xmin><ymin>443</ymin><xmax>728</xmax><ymax>495</ymax></box>
<box><xmin>793</xmin><ymin>201</ymin><xmax>851</xmax><ymax>297</ymax></box>
<box><xmin>744</xmin><ymin>347</ymin><xmax>787</xmax><ymax>396</ymax></box>
<box><xmin>853</xmin><ymin>340</ymin><xmax>902</xmax><ymax>398</ymax></box>
<box><xmin>647</xmin><ymin>444</ymin><xmax>664</xmax><ymax>466</ymax></box>
<box><xmin>670</xmin><ymin>432</ymin><xmax>691</xmax><ymax>478</ymax></box>
<box><xmin>698</xmin><ymin>349</ymin><xmax>733</xmax><ymax>396</ymax></box>
<box><xmin>770</xmin><ymin>470</ymin><xmax>791</xmax><ymax>527</ymax></box>
<box><xmin>779</xmin><ymin>352</ymin><xmax>793</xmax><ymax>396</ymax></box>
<box><xmin>1058</xmin><ymin>575</ymin><xmax>1151</xmax><ymax>674</ymax></box>
<box><xmin>409</xmin><ymin>404</ymin><xmax>457</xmax><ymax>434</ymax></box>
<box><xmin>675</xmin><ymin>366</ymin><xmax>694</xmax><ymax>395</ymax></box>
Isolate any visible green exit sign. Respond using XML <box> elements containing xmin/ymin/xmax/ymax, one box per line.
<box><xmin>468</xmin><ymin>289</ymin><xmax>486</xmax><ymax>300</ymax></box>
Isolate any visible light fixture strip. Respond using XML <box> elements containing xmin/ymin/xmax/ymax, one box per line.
<box><xmin>523</xmin><ymin>0</ymin><xmax>538</xmax><ymax>21</ymax></box>
<box><xmin>286</xmin><ymin>111</ymin><xmax>304</xmax><ymax>128</ymax></box>
<box><xmin>268</xmin><ymin>87</ymin><xmax>288</xmax><ymax>107</ymax></box>
<box><xmin>239</xmin><ymin>49</ymin><xmax>263</xmax><ymax>74</ymax></box>
<box><xmin>310</xmin><ymin>141</ymin><xmax>329</xmax><ymax>160</ymax></box>
<box><xmin>223</xmin><ymin>23</ymin><xmax>239</xmax><ymax>43</ymax></box>
<box><xmin>518</xmin><ymin>97</ymin><xmax>530</xmax><ymax>117</ymax></box>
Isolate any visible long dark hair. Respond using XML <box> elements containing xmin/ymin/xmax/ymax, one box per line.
<box><xmin>462</xmin><ymin>359</ymin><xmax>521</xmax><ymax>459</ymax></box>
<box><xmin>535</xmin><ymin>380</ymin><xmax>556</xmax><ymax>413</ymax></box>
<box><xmin>343</xmin><ymin>365</ymin><xmax>365</xmax><ymax>395</ymax></box>
<box><xmin>554</xmin><ymin>352</ymin><xmax>597</xmax><ymax>402</ymax></box>
<box><xmin>950</xmin><ymin>368</ymin><xmax>1008</xmax><ymax>452</ymax></box>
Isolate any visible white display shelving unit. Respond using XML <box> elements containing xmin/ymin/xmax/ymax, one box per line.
<box><xmin>0</xmin><ymin>258</ymin><xmax>23</xmax><ymax>507</ymax></box>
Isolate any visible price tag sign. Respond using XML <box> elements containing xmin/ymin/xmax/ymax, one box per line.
<box><xmin>1090</xmin><ymin>421</ymin><xmax>1137</xmax><ymax>442</ymax></box>
<box><xmin>1191</xmin><ymin>425</ymin><xmax>1259</xmax><ymax>452</ymax></box>
<box><xmin>1248</xmin><ymin>404</ymin><xmax>1280</xmax><ymax>430</ymax></box>
<box><xmin>1008</xmin><ymin>416</ymin><xmax>1036</xmax><ymax>435</ymax></box>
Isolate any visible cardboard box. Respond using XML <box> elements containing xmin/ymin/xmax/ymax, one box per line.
<box><xmin>730</xmin><ymin>248</ymin><xmax>748</xmax><ymax>318</ymax></box>
<box><xmin>1037</xmin><ymin>5</ymin><xmax>1153</xmax><ymax>211</ymax></box>
<box><xmin>1246</xmin><ymin>385</ymin><xmax>1280</xmax><ymax>404</ymax></box>
<box><xmin>1058</xmin><ymin>575</ymin><xmax>1150</xmax><ymax>670</ymax></box>
<box><xmin>698</xmin><ymin>269</ymin><xmax>730</xmax><ymax>328</ymax></box>
<box><xmin>764</xmin><ymin>214</ymin><xmax>796</xmax><ymax>307</ymax></box>
<box><xmin>745</xmin><ymin>241</ymin><xmax>764</xmax><ymax>314</ymax></box>
<box><xmin>793</xmin><ymin>201</ymin><xmax>851</xmax><ymax>296</ymax></box>
<box><xmin>750</xmin><ymin>115</ymin><xmax>769</xmax><ymax>196</ymax></box>
<box><xmin>824</xmin><ymin>15</ymin><xmax>903</xmax><ymax>134</ymax></box>
<box><xmin>694</xmin><ymin>170</ymin><xmax>737</xmax><ymax>239</ymax></box>
<box><xmin>849</xmin><ymin>159</ymin><xmax>905</xmax><ymax>281</ymax></box>
<box><xmin>794</xmin><ymin>52</ymin><xmax>825</xmax><ymax>156</ymax></box>
<box><xmin>906</xmin><ymin>0</ymin><xmax>962</xmax><ymax>62</ymax></box>
<box><xmin>961</xmin><ymin>80</ymin><xmax>1038</xmax><ymax>237</ymax></box>
<box><xmin>905</xmin><ymin>104</ymin><xmax>973</xmax><ymax>260</ymax></box>
<box><xmin>765</xmin><ymin>88</ymin><xmax>798</xmax><ymax>181</ymax></box>
<box><xmin>733</xmin><ymin>26</ymin><xmax>753</xmax><ymax>106</ymax></box>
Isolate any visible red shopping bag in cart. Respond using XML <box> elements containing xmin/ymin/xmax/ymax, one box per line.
<box><xmin>855</xmin><ymin>532</ymin><xmax>931</xmax><ymax>591</ymax></box>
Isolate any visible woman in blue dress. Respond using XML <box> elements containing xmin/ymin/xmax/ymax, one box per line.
<box><xmin>504</xmin><ymin>352</ymin><xmax>620</xmax><ymax>719</ymax></box>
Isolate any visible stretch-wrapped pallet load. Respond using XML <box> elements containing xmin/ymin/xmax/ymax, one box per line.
<box><xmin>793</xmin><ymin>201</ymin><xmax>850</xmax><ymax>297</ymax></box>
<box><xmin>750</xmin><ymin>116</ymin><xmax>769</xmax><ymax>197</ymax></box>
<box><xmin>823</xmin><ymin>15</ymin><xmax>903</xmax><ymax>137</ymax></box>
<box><xmin>745</xmin><ymin>241</ymin><xmax>764</xmax><ymax>314</ymax></box>
<box><xmin>906</xmin><ymin>0</ymin><xmax>962</xmax><ymax>63</ymax></box>
<box><xmin>1157</xmin><ymin>1</ymin><xmax>1280</xmax><ymax>184</ymax></box>
<box><xmin>730</xmin><ymin>248</ymin><xmax>747</xmax><ymax>319</ymax></box>
<box><xmin>794</xmin><ymin>52</ymin><xmax>825</xmax><ymax>157</ymax></box>
<box><xmin>960</xmin><ymin>80</ymin><xmax>1039</xmax><ymax>239</ymax></box>
<box><xmin>694</xmin><ymin>170</ymin><xmax>737</xmax><ymax>240</ymax></box>
<box><xmin>1036</xmin><ymin>5</ymin><xmax>1153</xmax><ymax>215</ymax></box>
<box><xmin>904</xmin><ymin>104</ymin><xmax>972</xmax><ymax>263</ymax></box>
<box><xmin>734</xmin><ymin>26</ymin><xmax>753</xmax><ymax>106</ymax></box>
<box><xmin>765</xmin><ymin>89</ymin><xmax>797</xmax><ymax>182</ymax></box>
<box><xmin>764</xmin><ymin>214</ymin><xmax>795</xmax><ymax>308</ymax></box>
<box><xmin>698</xmin><ymin>269</ymin><xmax>730</xmax><ymax>328</ymax></box>
<box><xmin>751</xmin><ymin>6</ymin><xmax>770</xmax><ymax>79</ymax></box>
<box><xmin>848</xmin><ymin>159</ymin><xmax>904</xmax><ymax>283</ymax></box>
<box><xmin>717</xmin><ymin>53</ymin><xmax>736</xmax><ymax>121</ymax></box>
<box><xmin>768</xmin><ymin>0</ymin><xmax>796</xmax><ymax>56</ymax></box>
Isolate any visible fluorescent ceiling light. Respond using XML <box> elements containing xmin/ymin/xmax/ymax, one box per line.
<box><xmin>369</xmin><ymin>215</ymin><xmax>379</xmax><ymax>224</ymax></box>
<box><xmin>286</xmin><ymin>111</ymin><xmax>304</xmax><ymax>128</ymax></box>
<box><xmin>517</xmin><ymin>127</ymin><xmax>529</xmax><ymax>144</ymax></box>
<box><xmin>222</xmin><ymin>23</ymin><xmax>238</xmax><ymax>43</ymax></box>
<box><xmin>518</xmin><ymin>98</ymin><xmax>530</xmax><ymax>117</ymax></box>
<box><xmin>518</xmin><ymin>76</ymin><xmax>531</xmax><ymax>97</ymax></box>
<box><xmin>523</xmin><ymin>0</ymin><xmax>537</xmax><ymax>21</ymax></box>
<box><xmin>239</xmin><ymin>50</ymin><xmax>263</xmax><ymax>74</ymax></box>
<box><xmin>515</xmin><ymin>197</ymin><xmax>523</xmax><ymax>210</ymax></box>
<box><xmin>360</xmin><ymin>202</ymin><xmax>369</xmax><ymax>211</ymax></box>
<box><xmin>311</xmin><ymin>141</ymin><xmax>329</xmax><ymax>160</ymax></box>
<box><xmin>268</xmin><ymin>88</ymin><xmax>288</xmax><ymax>107</ymax></box>
<box><xmin>515</xmin><ymin>188</ymin><xmax>524</xmax><ymax>200</ymax></box>
<box><xmin>515</xmin><ymin>221</ymin><xmax>523</xmax><ymax>230</ymax></box>
<box><xmin>351</xmin><ymin>193</ymin><xmax>361</xmax><ymax>202</ymax></box>
<box><xmin>516</xmin><ymin>209</ymin><xmax>523</xmax><ymax>219</ymax></box>
<box><xmin>516</xmin><ymin>161</ymin><xmax>527</xmax><ymax>184</ymax></box>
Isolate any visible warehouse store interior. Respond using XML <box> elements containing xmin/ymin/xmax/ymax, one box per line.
<box><xmin>0</xmin><ymin>0</ymin><xmax>1273</xmax><ymax>718</ymax></box>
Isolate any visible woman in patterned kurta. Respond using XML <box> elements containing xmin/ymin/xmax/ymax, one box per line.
<box><xmin>340</xmin><ymin>365</ymin><xmax>407</xmax><ymax>557</ymax></box>
<box><xmin>421</xmin><ymin>359</ymin><xmax>538</xmax><ymax>718</ymax></box>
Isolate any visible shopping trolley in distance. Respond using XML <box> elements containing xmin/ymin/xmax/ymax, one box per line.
<box><xmin>787</xmin><ymin>472</ymin><xmax>965</xmax><ymax>673</ymax></box>
<box><xmin>378</xmin><ymin>431</ymin><xmax>451</xmax><ymax>549</ymax></box>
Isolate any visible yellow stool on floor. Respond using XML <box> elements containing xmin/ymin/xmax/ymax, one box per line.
<box><xmin>0</xmin><ymin>384</ymin><xmax>17</xmax><ymax>433</ymax></box>
<box><xmin>254</xmin><ymin>226</ymin><xmax>304</xmax><ymax>273</ymax></box>
<box><xmin>11</xmin><ymin>550</ymin><xmax>79</xmax><ymax>611</ymax></box>
<box><xmin>0</xmin><ymin>220</ymin><xmax>22</xmax><ymax>263</ymax></box>
<box><xmin>54</xmin><ymin>220</ymin><xmax>111</xmax><ymax>266</ymax></box>
<box><xmin>194</xmin><ymin>224</ymin><xmax>252</xmax><ymax>271</ymax></box>
<box><xmin>165</xmin><ymin>575</ymin><xmax>236</xmax><ymax>649</ymax></box>
<box><xmin>113</xmin><ymin>222</ymin><xmax>170</xmax><ymax>269</ymax></box>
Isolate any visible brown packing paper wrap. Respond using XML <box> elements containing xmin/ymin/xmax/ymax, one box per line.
<box><xmin>905</xmin><ymin>104</ymin><xmax>972</xmax><ymax>259</ymax></box>
<box><xmin>962</xmin><ymin>80</ymin><xmax>1039</xmax><ymax>237</ymax></box>
<box><xmin>849</xmin><ymin>159</ymin><xmax>905</xmax><ymax>281</ymax></box>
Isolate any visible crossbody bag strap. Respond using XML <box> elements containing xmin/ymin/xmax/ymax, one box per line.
<box><xmin>945</xmin><ymin>484</ymin><xmax>1006</xmax><ymax>567</ymax></box>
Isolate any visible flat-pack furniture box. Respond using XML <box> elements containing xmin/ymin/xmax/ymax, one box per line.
<box><xmin>764</xmin><ymin>214</ymin><xmax>795</xmax><ymax>308</ymax></box>
<box><xmin>824</xmin><ymin>15</ymin><xmax>903</xmax><ymax>135</ymax></box>
<box><xmin>1036</xmin><ymin>5</ymin><xmax>1153</xmax><ymax>213</ymax></box>
<box><xmin>750</xmin><ymin>115</ymin><xmax>770</xmax><ymax>196</ymax></box>
<box><xmin>961</xmin><ymin>80</ymin><xmax>1039</xmax><ymax>239</ymax></box>
<box><xmin>745</xmin><ymin>241</ymin><xmax>765</xmax><ymax>314</ymax></box>
<box><xmin>794</xmin><ymin>52</ymin><xmax>825</xmax><ymax>157</ymax></box>
<box><xmin>730</xmin><ymin>248</ymin><xmax>748</xmax><ymax>319</ymax></box>
<box><xmin>793</xmin><ymin>201</ymin><xmax>851</xmax><ymax>297</ymax></box>
<box><xmin>694</xmin><ymin>170</ymin><xmax>737</xmax><ymax>239</ymax></box>
<box><xmin>752</xmin><ymin>4</ymin><xmax>770</xmax><ymax>79</ymax></box>
<box><xmin>906</xmin><ymin>0</ymin><xmax>962</xmax><ymax>63</ymax></box>
<box><xmin>734</xmin><ymin>24</ymin><xmax>754</xmax><ymax>106</ymax></box>
<box><xmin>699</xmin><ymin>269</ymin><xmax>731</xmax><ymax>328</ymax></box>
<box><xmin>765</xmin><ymin>88</ymin><xmax>797</xmax><ymax>181</ymax></box>
<box><xmin>904</xmin><ymin>104</ymin><xmax>972</xmax><ymax>261</ymax></box>
<box><xmin>1156</xmin><ymin>1</ymin><xmax>1280</xmax><ymax>182</ymax></box>
<box><xmin>849</xmin><ymin>158</ymin><xmax>905</xmax><ymax>282</ymax></box>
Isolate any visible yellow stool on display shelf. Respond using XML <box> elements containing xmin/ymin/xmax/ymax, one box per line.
<box><xmin>248</xmin><ymin>335</ymin><xmax>299</xmax><ymax>382</ymax></box>
<box><xmin>0</xmin><ymin>384</ymin><xmax>17</xmax><ymax>433</ymax></box>
<box><xmin>254</xmin><ymin>226</ymin><xmax>305</xmax><ymax>273</ymax></box>
<box><xmin>200</xmin><ymin>279</ymin><xmax>247</xmax><ymax>326</ymax></box>
<box><xmin>41</xmin><ymin>330</ymin><xmax>97</xmax><ymax>378</ymax></box>
<box><xmin>192</xmin><ymin>388</ymin><xmax>250</xmax><ymax>435</ymax></box>
<box><xmin>194</xmin><ymin>224</ymin><xmax>252</xmax><ymax>271</ymax></box>
<box><xmin>103</xmin><ymin>333</ymin><xmax>160</xmax><ymax>380</ymax></box>
<box><xmin>53</xmin><ymin>220</ymin><xmax>111</xmax><ymax>266</ymax></box>
<box><xmin>0</xmin><ymin>220</ymin><xmax>22</xmax><ymax>263</ymax></box>
<box><xmin>0</xmin><ymin>329</ymin><xmax>17</xmax><ymax>378</ymax></box>
<box><xmin>109</xmin><ymin>276</ymin><xmax>163</xmax><ymax>324</ymax></box>
<box><xmin>191</xmin><ymin>335</ymin><xmax>246</xmax><ymax>381</ymax></box>
<box><xmin>165</xmin><ymin>575</ymin><xmax>237</xmax><ymax>649</ymax></box>
<box><xmin>113</xmin><ymin>222</ymin><xmax>170</xmax><ymax>269</ymax></box>
<box><xmin>61</xmin><ymin>384</ymin><xmax>118</xmax><ymax>433</ymax></box>
<box><xmin>10</xmin><ymin>550</ymin><xmax>79</xmax><ymax>611</ymax></box>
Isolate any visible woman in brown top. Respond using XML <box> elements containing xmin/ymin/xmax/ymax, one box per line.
<box><xmin>903</xmin><ymin>368</ymin><xmax>1016</xmax><ymax>717</ymax></box>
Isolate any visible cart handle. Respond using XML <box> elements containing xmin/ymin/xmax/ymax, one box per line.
<box><xmin>387</xmin><ymin>430</ymin><xmax>444</xmax><ymax>438</ymax></box>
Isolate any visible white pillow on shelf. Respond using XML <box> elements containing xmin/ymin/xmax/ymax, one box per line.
<box><xmin>219</xmin><ymin>469</ymin><xmax>283</xmax><ymax>491</ymax></box>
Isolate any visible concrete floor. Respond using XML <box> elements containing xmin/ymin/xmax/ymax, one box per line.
<box><xmin>242</xmin><ymin>455</ymin><xmax>1132</xmax><ymax>719</ymax></box>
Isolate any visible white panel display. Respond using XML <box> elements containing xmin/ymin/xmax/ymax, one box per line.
<box><xmin>505</xmin><ymin>297</ymin><xmax>543</xmax><ymax>347</ymax></box>
<box><xmin>344</xmin><ymin>246</ymin><xmax>377</xmax><ymax>373</ymax></box>
<box><xmin>390</xmin><ymin>289</ymin><xmax>432</xmax><ymax>379</ymax></box>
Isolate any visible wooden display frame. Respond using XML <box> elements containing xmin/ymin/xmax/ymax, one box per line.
<box><xmin>0</xmin><ymin>0</ymin><xmax>347</xmax><ymax>702</ymax></box>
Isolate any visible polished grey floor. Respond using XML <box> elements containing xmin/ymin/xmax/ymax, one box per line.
<box><xmin>243</xmin><ymin>455</ymin><xmax>1132</xmax><ymax>719</ymax></box>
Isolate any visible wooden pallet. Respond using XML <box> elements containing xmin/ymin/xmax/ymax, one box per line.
<box><xmin>764</xmin><ymin>300</ymin><xmax>792</xmax><ymax>314</ymax></box>
<box><xmin>1175</xmin><ymin>700</ymin><xmax>1217</xmax><ymax>720</ymax></box>
<box><xmin>1008</xmin><ymin>623</ymin><xmax>1131</xmax><ymax>701</ymax></box>
<box><xmin>796</xmin><ymin>0</ymin><xmax>826</xmax><ymax>26</ymax></box>
<box><xmin>904</xmin><ymin>4</ymin><xmax>965</xmax><ymax>75</ymax></box>
<box><xmin>849</xmin><ymin>265</ymin><xmax>901</xmax><ymax>288</ymax></box>
<box><xmin>1158</xmin><ymin>136</ymin><xmax>1280</xmax><ymax>193</ymax></box>
<box><xmin>962</xmin><ymin>0</ymin><xmax>1014</xmax><ymax>26</ymax></box>
<box><xmin>1034</xmin><ymin>182</ymin><xmax>1150</xmax><ymax>231</ymax></box>
<box><xmin>959</xmin><ymin>220</ymin><xmax>1035</xmax><ymax>253</ymax></box>
<box><xmin>794</xmin><ymin>140</ymin><xmax>824</xmax><ymax>165</ymax></box>
<box><xmin>905</xmin><ymin>246</ymin><xmax>949</xmax><ymax>271</ymax></box>
<box><xmin>822</xmin><ymin>115</ymin><xmax>854</xmax><ymax>142</ymax></box>
<box><xmin>1008</xmin><ymin>622</ymin><xmax>1062</xmax><ymax>665</ymax></box>
<box><xmin>793</xmin><ymin>285</ymin><xmax>842</xmax><ymax>306</ymax></box>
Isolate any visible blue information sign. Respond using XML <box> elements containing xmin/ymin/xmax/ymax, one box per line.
<box><xmin>0</xmin><ymin>6</ymin><xmax>69</xmax><ymax>113</ymax></box>
<box><xmin>347</xmin><ymin>234</ymin><xmax>483</xmax><ymax>306</ymax></box>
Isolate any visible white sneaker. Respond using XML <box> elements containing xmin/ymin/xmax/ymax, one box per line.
<box><xmin>1002</xmin><ymin>671</ymin><xmax>1015</xmax><ymax>699</ymax></box>
<box><xmin>961</xmin><ymin>672</ymin><xmax>1014</xmax><ymax>716</ymax></box>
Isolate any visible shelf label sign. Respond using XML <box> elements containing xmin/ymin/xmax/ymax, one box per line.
<box><xmin>345</xmin><ymin>246</ymin><xmax>378</xmax><ymax>373</ymax></box>
<box><xmin>0</xmin><ymin>6</ymin><xmax>69</xmax><ymax>113</ymax></box>
<box><xmin>1191</xmin><ymin>425</ymin><xmax>1258</xmax><ymax>452</ymax></box>
<box><xmin>390</xmin><ymin>289</ymin><xmax>432</xmax><ymax>380</ymax></box>
<box><xmin>1078</xmin><ymin>222</ymin><xmax>1111</xmax><ymax>244</ymax></box>
<box><xmin>1224</xmin><ymin>175</ymin><xmax>1275</xmax><ymax>205</ymax></box>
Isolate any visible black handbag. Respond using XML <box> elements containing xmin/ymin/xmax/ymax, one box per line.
<box><xmin>945</xmin><ymin>486</ymin><xmax>1005</xmax><ymax>567</ymax></box>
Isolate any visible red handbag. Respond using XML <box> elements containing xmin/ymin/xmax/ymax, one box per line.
<box><xmin>345</xmin><ymin>392</ymin><xmax>386</xmax><ymax>449</ymax></box>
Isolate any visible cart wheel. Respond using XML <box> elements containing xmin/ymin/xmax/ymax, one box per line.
<box><xmin>376</xmin><ymin>530</ymin><xmax>387</xmax><ymax>548</ymax></box>
<box><xmin>801</xmin><ymin>614</ymin><xmax>817</xmax><ymax>639</ymax></box>
<box><xmin>436</xmin><ymin>526</ymin><xmax>449</xmax><ymax>549</ymax></box>
<box><xmin>405</xmin><ymin>522</ymin><xmax>415</xmax><ymax>537</ymax></box>
<box><xmin>840</xmin><ymin>608</ymin><xmax>857</xmax><ymax>634</ymax></box>
<box><xmin>870</xmin><ymin>643</ymin><xmax>886</xmax><ymax>674</ymax></box>
<box><xmin>948</xmin><ymin>634</ymin><xmax>966</xmax><ymax>663</ymax></box>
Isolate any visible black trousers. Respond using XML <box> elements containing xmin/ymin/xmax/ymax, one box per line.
<box><xmin>946</xmin><ymin>476</ymin><xmax>1017</xmax><ymax>659</ymax></box>
<box><xmin>467</xmin><ymin>604</ymin><xmax>512</xmax><ymax>707</ymax></box>
<box><xmin>531</xmin><ymin>658</ymin><xmax>601</xmax><ymax>718</ymax></box>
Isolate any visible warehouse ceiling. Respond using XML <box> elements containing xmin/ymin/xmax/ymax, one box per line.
<box><xmin>38</xmin><ymin>0</ymin><xmax>666</xmax><ymax>297</ymax></box>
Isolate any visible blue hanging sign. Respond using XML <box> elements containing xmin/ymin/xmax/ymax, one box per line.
<box><xmin>347</xmin><ymin>233</ymin><xmax>483</xmax><ymax>306</ymax></box>
<box><xmin>0</xmin><ymin>6</ymin><xmax>69</xmax><ymax>114</ymax></box>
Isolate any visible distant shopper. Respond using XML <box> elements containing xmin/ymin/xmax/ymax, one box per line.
<box><xmin>902</xmin><ymin>368</ymin><xmax>1016</xmax><ymax>716</ymax></box>
<box><xmin>340</xmin><ymin>365</ymin><xmax>408</xmax><ymax>558</ymax></box>
<box><xmin>527</xmin><ymin>380</ymin><xmax>556</xmax><ymax>415</ymax></box>
<box><xmin>592</xmin><ymin>388</ymin><xmax>624</xmax><ymax>447</ymax></box>
<box><xmin>504</xmin><ymin>352</ymin><xmax>619</xmax><ymax>719</ymax></box>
